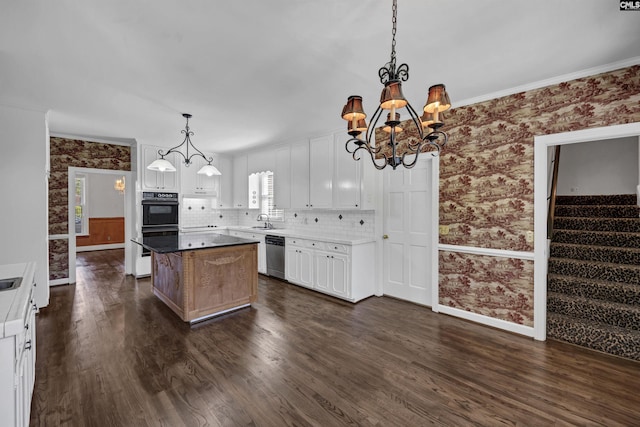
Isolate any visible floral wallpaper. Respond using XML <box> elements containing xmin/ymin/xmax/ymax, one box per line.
<box><xmin>49</xmin><ymin>137</ymin><xmax>131</xmax><ymax>280</ymax></box>
<box><xmin>377</xmin><ymin>65</ymin><xmax>640</xmax><ymax>325</ymax></box>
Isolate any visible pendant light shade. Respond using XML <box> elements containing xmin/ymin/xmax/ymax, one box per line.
<box><xmin>197</xmin><ymin>163</ymin><xmax>221</xmax><ymax>177</ymax></box>
<box><xmin>147</xmin><ymin>158</ymin><xmax>177</xmax><ymax>172</ymax></box>
<box><xmin>421</xmin><ymin>111</ymin><xmax>445</xmax><ymax>130</ymax></box>
<box><xmin>423</xmin><ymin>84</ymin><xmax>451</xmax><ymax>113</ymax></box>
<box><xmin>347</xmin><ymin>118</ymin><xmax>368</xmax><ymax>137</ymax></box>
<box><xmin>379</xmin><ymin>80</ymin><xmax>407</xmax><ymax>110</ymax></box>
<box><xmin>383</xmin><ymin>112</ymin><xmax>403</xmax><ymax>133</ymax></box>
<box><xmin>341</xmin><ymin>96</ymin><xmax>366</xmax><ymax>121</ymax></box>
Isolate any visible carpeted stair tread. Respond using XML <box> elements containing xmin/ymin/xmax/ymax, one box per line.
<box><xmin>547</xmin><ymin>292</ymin><xmax>640</xmax><ymax>330</ymax></box>
<box><xmin>553</xmin><ymin>217</ymin><xmax>640</xmax><ymax>233</ymax></box>
<box><xmin>548</xmin><ymin>274</ymin><xmax>640</xmax><ymax>305</ymax></box>
<box><xmin>550</xmin><ymin>242</ymin><xmax>640</xmax><ymax>266</ymax></box>
<box><xmin>547</xmin><ymin>312</ymin><xmax>640</xmax><ymax>361</ymax></box>
<box><xmin>551</xmin><ymin>229</ymin><xmax>640</xmax><ymax>248</ymax></box>
<box><xmin>555</xmin><ymin>194</ymin><xmax>637</xmax><ymax>206</ymax></box>
<box><xmin>548</xmin><ymin>257</ymin><xmax>640</xmax><ymax>284</ymax></box>
<box><xmin>554</xmin><ymin>204</ymin><xmax>640</xmax><ymax>218</ymax></box>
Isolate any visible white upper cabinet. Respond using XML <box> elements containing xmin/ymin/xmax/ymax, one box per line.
<box><xmin>274</xmin><ymin>145</ymin><xmax>291</xmax><ymax>209</ymax></box>
<box><xmin>216</xmin><ymin>155</ymin><xmax>234</xmax><ymax>208</ymax></box>
<box><xmin>141</xmin><ymin>144</ymin><xmax>180</xmax><ymax>192</ymax></box>
<box><xmin>290</xmin><ymin>142</ymin><xmax>310</xmax><ymax>209</ymax></box>
<box><xmin>233</xmin><ymin>155</ymin><xmax>248</xmax><ymax>208</ymax></box>
<box><xmin>333</xmin><ymin>133</ymin><xmax>361</xmax><ymax>209</ymax></box>
<box><xmin>309</xmin><ymin>135</ymin><xmax>334</xmax><ymax>209</ymax></box>
<box><xmin>180</xmin><ymin>152</ymin><xmax>218</xmax><ymax>196</ymax></box>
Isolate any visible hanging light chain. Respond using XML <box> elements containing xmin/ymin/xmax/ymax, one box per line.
<box><xmin>390</xmin><ymin>0</ymin><xmax>397</xmax><ymax>68</ymax></box>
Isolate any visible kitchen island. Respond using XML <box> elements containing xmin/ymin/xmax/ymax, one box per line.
<box><xmin>134</xmin><ymin>233</ymin><xmax>259</xmax><ymax>323</ymax></box>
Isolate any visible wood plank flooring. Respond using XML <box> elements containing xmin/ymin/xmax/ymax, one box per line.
<box><xmin>31</xmin><ymin>249</ymin><xmax>640</xmax><ymax>426</ymax></box>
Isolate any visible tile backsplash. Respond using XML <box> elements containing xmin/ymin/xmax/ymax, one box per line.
<box><xmin>181</xmin><ymin>197</ymin><xmax>375</xmax><ymax>238</ymax></box>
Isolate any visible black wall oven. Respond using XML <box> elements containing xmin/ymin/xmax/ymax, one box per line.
<box><xmin>141</xmin><ymin>192</ymin><xmax>179</xmax><ymax>257</ymax></box>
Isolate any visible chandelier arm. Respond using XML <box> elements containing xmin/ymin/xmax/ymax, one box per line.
<box><xmin>364</xmin><ymin>105</ymin><xmax>384</xmax><ymax>145</ymax></box>
<box><xmin>185</xmin><ymin>133</ymin><xmax>213</xmax><ymax>165</ymax></box>
<box><xmin>158</xmin><ymin>135</ymin><xmax>190</xmax><ymax>162</ymax></box>
<box><xmin>404</xmin><ymin>101</ymin><xmax>426</xmax><ymax>141</ymax></box>
<box><xmin>346</xmin><ymin>138</ymin><xmax>388</xmax><ymax>170</ymax></box>
<box><xmin>425</xmin><ymin>130</ymin><xmax>449</xmax><ymax>149</ymax></box>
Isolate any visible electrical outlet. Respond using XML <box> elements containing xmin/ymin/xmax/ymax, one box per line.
<box><xmin>526</xmin><ymin>231</ymin><xmax>534</xmax><ymax>242</ymax></box>
<box><xmin>439</xmin><ymin>225</ymin><xmax>450</xmax><ymax>235</ymax></box>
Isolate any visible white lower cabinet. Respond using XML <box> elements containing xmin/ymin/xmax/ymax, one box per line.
<box><xmin>314</xmin><ymin>250</ymin><xmax>349</xmax><ymax>299</ymax></box>
<box><xmin>1</xmin><ymin>284</ymin><xmax>36</xmax><ymax>427</ymax></box>
<box><xmin>228</xmin><ymin>230</ymin><xmax>266</xmax><ymax>274</ymax></box>
<box><xmin>285</xmin><ymin>237</ymin><xmax>374</xmax><ymax>302</ymax></box>
<box><xmin>285</xmin><ymin>240</ymin><xmax>313</xmax><ymax>288</ymax></box>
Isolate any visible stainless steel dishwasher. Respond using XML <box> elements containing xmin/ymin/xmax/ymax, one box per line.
<box><xmin>265</xmin><ymin>235</ymin><xmax>285</xmax><ymax>280</ymax></box>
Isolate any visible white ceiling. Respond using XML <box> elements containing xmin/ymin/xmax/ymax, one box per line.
<box><xmin>1</xmin><ymin>1</ymin><xmax>639</xmax><ymax>154</ymax></box>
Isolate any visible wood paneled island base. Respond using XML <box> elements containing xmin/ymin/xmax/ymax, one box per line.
<box><xmin>151</xmin><ymin>243</ymin><xmax>258</xmax><ymax>322</ymax></box>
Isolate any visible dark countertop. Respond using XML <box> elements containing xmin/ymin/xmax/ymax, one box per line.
<box><xmin>133</xmin><ymin>232</ymin><xmax>259</xmax><ymax>254</ymax></box>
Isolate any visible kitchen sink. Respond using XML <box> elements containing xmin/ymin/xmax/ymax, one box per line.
<box><xmin>0</xmin><ymin>277</ymin><xmax>21</xmax><ymax>291</ymax></box>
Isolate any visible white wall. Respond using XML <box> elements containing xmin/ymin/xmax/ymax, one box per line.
<box><xmin>0</xmin><ymin>105</ymin><xmax>49</xmax><ymax>308</ymax></box>
<box><xmin>86</xmin><ymin>172</ymin><xmax>125</xmax><ymax>217</ymax></box>
<box><xmin>556</xmin><ymin>136</ymin><xmax>639</xmax><ymax>195</ymax></box>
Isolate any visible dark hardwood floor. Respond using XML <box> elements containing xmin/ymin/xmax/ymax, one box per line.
<box><xmin>31</xmin><ymin>249</ymin><xmax>640</xmax><ymax>426</ymax></box>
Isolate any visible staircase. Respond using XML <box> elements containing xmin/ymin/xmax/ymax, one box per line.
<box><xmin>547</xmin><ymin>194</ymin><xmax>640</xmax><ymax>361</ymax></box>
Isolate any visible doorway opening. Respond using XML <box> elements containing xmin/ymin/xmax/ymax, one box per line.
<box><xmin>68</xmin><ymin>167</ymin><xmax>135</xmax><ymax>284</ymax></box>
<box><xmin>533</xmin><ymin>122</ymin><xmax>640</xmax><ymax>340</ymax></box>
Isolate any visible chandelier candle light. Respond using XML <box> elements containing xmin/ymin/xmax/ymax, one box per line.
<box><xmin>147</xmin><ymin>113</ymin><xmax>221</xmax><ymax>176</ymax></box>
<box><xmin>340</xmin><ymin>0</ymin><xmax>451</xmax><ymax>170</ymax></box>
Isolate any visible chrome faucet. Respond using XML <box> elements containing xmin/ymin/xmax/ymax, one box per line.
<box><xmin>256</xmin><ymin>213</ymin><xmax>272</xmax><ymax>229</ymax></box>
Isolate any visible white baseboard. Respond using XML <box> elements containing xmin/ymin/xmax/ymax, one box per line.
<box><xmin>437</xmin><ymin>305</ymin><xmax>535</xmax><ymax>338</ymax></box>
<box><xmin>76</xmin><ymin>243</ymin><xmax>125</xmax><ymax>252</ymax></box>
<box><xmin>49</xmin><ymin>278</ymin><xmax>71</xmax><ymax>286</ymax></box>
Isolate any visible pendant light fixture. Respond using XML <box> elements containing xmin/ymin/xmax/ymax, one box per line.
<box><xmin>340</xmin><ymin>0</ymin><xmax>451</xmax><ymax>170</ymax></box>
<box><xmin>147</xmin><ymin>113</ymin><xmax>221</xmax><ymax>176</ymax></box>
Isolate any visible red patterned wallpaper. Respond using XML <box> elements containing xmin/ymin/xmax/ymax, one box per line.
<box><xmin>377</xmin><ymin>65</ymin><xmax>640</xmax><ymax>326</ymax></box>
<box><xmin>48</xmin><ymin>137</ymin><xmax>131</xmax><ymax>280</ymax></box>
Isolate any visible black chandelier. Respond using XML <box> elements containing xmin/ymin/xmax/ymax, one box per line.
<box><xmin>147</xmin><ymin>113</ymin><xmax>220</xmax><ymax>176</ymax></box>
<box><xmin>340</xmin><ymin>0</ymin><xmax>451</xmax><ymax>170</ymax></box>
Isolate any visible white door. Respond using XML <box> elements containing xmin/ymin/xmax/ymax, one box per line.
<box><xmin>382</xmin><ymin>158</ymin><xmax>436</xmax><ymax>306</ymax></box>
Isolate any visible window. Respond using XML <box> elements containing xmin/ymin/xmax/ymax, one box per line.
<box><xmin>261</xmin><ymin>171</ymin><xmax>283</xmax><ymax>221</ymax></box>
<box><xmin>249</xmin><ymin>171</ymin><xmax>283</xmax><ymax>221</ymax></box>
<box><xmin>75</xmin><ymin>175</ymin><xmax>88</xmax><ymax>235</ymax></box>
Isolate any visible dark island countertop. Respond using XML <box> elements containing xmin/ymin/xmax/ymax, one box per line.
<box><xmin>133</xmin><ymin>232</ymin><xmax>260</xmax><ymax>254</ymax></box>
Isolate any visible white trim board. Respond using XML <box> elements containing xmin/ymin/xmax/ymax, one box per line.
<box><xmin>437</xmin><ymin>305</ymin><xmax>535</xmax><ymax>338</ymax></box>
<box><xmin>76</xmin><ymin>243</ymin><xmax>125</xmax><ymax>253</ymax></box>
<box><xmin>438</xmin><ymin>244</ymin><xmax>534</xmax><ymax>261</ymax></box>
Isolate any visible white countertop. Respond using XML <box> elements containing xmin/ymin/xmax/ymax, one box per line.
<box><xmin>0</xmin><ymin>262</ymin><xmax>35</xmax><ymax>338</ymax></box>
<box><xmin>198</xmin><ymin>226</ymin><xmax>376</xmax><ymax>245</ymax></box>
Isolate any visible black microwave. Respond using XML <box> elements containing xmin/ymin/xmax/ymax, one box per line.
<box><xmin>142</xmin><ymin>192</ymin><xmax>179</xmax><ymax>226</ymax></box>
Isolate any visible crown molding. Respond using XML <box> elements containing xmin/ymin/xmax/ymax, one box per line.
<box><xmin>453</xmin><ymin>56</ymin><xmax>640</xmax><ymax>109</ymax></box>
